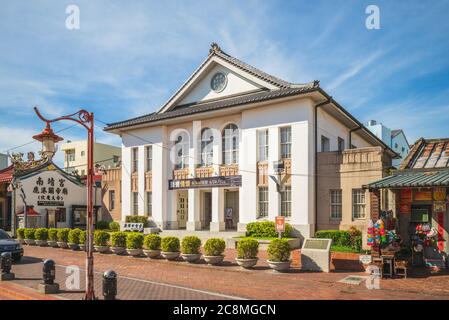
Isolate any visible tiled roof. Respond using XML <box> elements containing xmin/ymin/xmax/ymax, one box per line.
<box><xmin>0</xmin><ymin>165</ymin><xmax>13</xmax><ymax>183</ymax></box>
<box><xmin>365</xmin><ymin>169</ymin><xmax>449</xmax><ymax>189</ymax></box>
<box><xmin>401</xmin><ymin>138</ymin><xmax>449</xmax><ymax>169</ymax></box>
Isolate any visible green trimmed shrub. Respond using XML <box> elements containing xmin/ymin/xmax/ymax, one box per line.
<box><xmin>111</xmin><ymin>231</ymin><xmax>127</xmax><ymax>248</ymax></box>
<box><xmin>48</xmin><ymin>228</ymin><xmax>58</xmax><ymax>241</ymax></box>
<box><xmin>57</xmin><ymin>228</ymin><xmax>70</xmax><ymax>242</ymax></box>
<box><xmin>267</xmin><ymin>239</ymin><xmax>291</xmax><ymax>262</ymax></box>
<box><xmin>181</xmin><ymin>236</ymin><xmax>201</xmax><ymax>254</ymax></box>
<box><xmin>237</xmin><ymin>238</ymin><xmax>259</xmax><ymax>259</ymax></box>
<box><xmin>35</xmin><ymin>228</ymin><xmax>48</xmax><ymax>241</ymax></box>
<box><xmin>161</xmin><ymin>236</ymin><xmax>180</xmax><ymax>253</ymax></box>
<box><xmin>24</xmin><ymin>228</ymin><xmax>36</xmax><ymax>240</ymax></box>
<box><xmin>144</xmin><ymin>234</ymin><xmax>161</xmax><ymax>250</ymax></box>
<box><xmin>79</xmin><ymin>230</ymin><xmax>87</xmax><ymax>245</ymax></box>
<box><xmin>68</xmin><ymin>229</ymin><xmax>82</xmax><ymax>244</ymax></box>
<box><xmin>94</xmin><ymin>230</ymin><xmax>110</xmax><ymax>246</ymax></box>
<box><xmin>315</xmin><ymin>227</ymin><xmax>362</xmax><ymax>251</ymax></box>
<box><xmin>125</xmin><ymin>215</ymin><xmax>149</xmax><ymax>227</ymax></box>
<box><xmin>96</xmin><ymin>221</ymin><xmax>109</xmax><ymax>230</ymax></box>
<box><xmin>246</xmin><ymin>221</ymin><xmax>292</xmax><ymax>238</ymax></box>
<box><xmin>17</xmin><ymin>228</ymin><xmax>25</xmax><ymax>240</ymax></box>
<box><xmin>204</xmin><ymin>238</ymin><xmax>226</xmax><ymax>256</ymax></box>
<box><xmin>126</xmin><ymin>232</ymin><xmax>144</xmax><ymax>249</ymax></box>
<box><xmin>109</xmin><ymin>221</ymin><xmax>120</xmax><ymax>231</ymax></box>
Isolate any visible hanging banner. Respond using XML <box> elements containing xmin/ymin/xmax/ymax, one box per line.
<box><xmin>437</xmin><ymin>212</ymin><xmax>445</xmax><ymax>251</ymax></box>
<box><xmin>433</xmin><ymin>188</ymin><xmax>446</xmax><ymax>201</ymax></box>
<box><xmin>434</xmin><ymin>201</ymin><xmax>446</xmax><ymax>213</ymax></box>
<box><xmin>400</xmin><ymin>189</ymin><xmax>412</xmax><ymax>203</ymax></box>
<box><xmin>399</xmin><ymin>203</ymin><xmax>411</xmax><ymax>214</ymax></box>
<box><xmin>414</xmin><ymin>190</ymin><xmax>432</xmax><ymax>201</ymax></box>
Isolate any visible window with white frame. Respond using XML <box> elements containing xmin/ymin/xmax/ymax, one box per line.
<box><xmin>66</xmin><ymin>149</ymin><xmax>75</xmax><ymax>162</ymax></box>
<box><xmin>145</xmin><ymin>192</ymin><xmax>152</xmax><ymax>217</ymax></box>
<box><xmin>280</xmin><ymin>127</ymin><xmax>292</xmax><ymax>159</ymax></box>
<box><xmin>131</xmin><ymin>147</ymin><xmax>138</xmax><ymax>173</ymax></box>
<box><xmin>175</xmin><ymin>132</ymin><xmax>189</xmax><ymax>169</ymax></box>
<box><xmin>222</xmin><ymin>124</ymin><xmax>239</xmax><ymax>165</ymax></box>
<box><xmin>281</xmin><ymin>186</ymin><xmax>292</xmax><ymax>217</ymax></box>
<box><xmin>330</xmin><ymin>189</ymin><xmax>342</xmax><ymax>219</ymax></box>
<box><xmin>352</xmin><ymin>189</ymin><xmax>366</xmax><ymax>219</ymax></box>
<box><xmin>200</xmin><ymin>128</ymin><xmax>214</xmax><ymax>166</ymax></box>
<box><xmin>257</xmin><ymin>187</ymin><xmax>269</xmax><ymax>218</ymax></box>
<box><xmin>132</xmin><ymin>192</ymin><xmax>139</xmax><ymax>215</ymax></box>
<box><xmin>258</xmin><ymin>129</ymin><xmax>269</xmax><ymax>161</ymax></box>
<box><xmin>145</xmin><ymin>146</ymin><xmax>152</xmax><ymax>172</ymax></box>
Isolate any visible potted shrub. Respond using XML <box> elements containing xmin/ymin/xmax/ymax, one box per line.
<box><xmin>94</xmin><ymin>230</ymin><xmax>110</xmax><ymax>253</ymax></box>
<box><xmin>57</xmin><ymin>228</ymin><xmax>70</xmax><ymax>248</ymax></box>
<box><xmin>203</xmin><ymin>238</ymin><xmax>226</xmax><ymax>265</ymax></box>
<box><xmin>109</xmin><ymin>221</ymin><xmax>120</xmax><ymax>232</ymax></box>
<box><xmin>235</xmin><ymin>238</ymin><xmax>259</xmax><ymax>269</ymax></box>
<box><xmin>181</xmin><ymin>236</ymin><xmax>202</xmax><ymax>263</ymax></box>
<box><xmin>47</xmin><ymin>228</ymin><xmax>58</xmax><ymax>247</ymax></box>
<box><xmin>68</xmin><ymin>229</ymin><xmax>82</xmax><ymax>250</ymax></box>
<box><xmin>96</xmin><ymin>220</ymin><xmax>109</xmax><ymax>230</ymax></box>
<box><xmin>143</xmin><ymin>234</ymin><xmax>161</xmax><ymax>258</ymax></box>
<box><xmin>126</xmin><ymin>232</ymin><xmax>144</xmax><ymax>257</ymax></box>
<box><xmin>24</xmin><ymin>228</ymin><xmax>36</xmax><ymax>245</ymax></box>
<box><xmin>79</xmin><ymin>230</ymin><xmax>87</xmax><ymax>251</ymax></box>
<box><xmin>161</xmin><ymin>236</ymin><xmax>180</xmax><ymax>260</ymax></box>
<box><xmin>35</xmin><ymin>228</ymin><xmax>48</xmax><ymax>246</ymax></box>
<box><xmin>267</xmin><ymin>239</ymin><xmax>292</xmax><ymax>272</ymax></box>
<box><xmin>16</xmin><ymin>228</ymin><xmax>25</xmax><ymax>244</ymax></box>
<box><xmin>110</xmin><ymin>231</ymin><xmax>127</xmax><ymax>255</ymax></box>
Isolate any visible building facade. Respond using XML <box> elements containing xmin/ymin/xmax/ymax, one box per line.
<box><xmin>101</xmin><ymin>166</ymin><xmax>122</xmax><ymax>222</ymax></box>
<box><xmin>61</xmin><ymin>140</ymin><xmax>121</xmax><ymax>176</ymax></box>
<box><xmin>104</xmin><ymin>43</ymin><xmax>397</xmax><ymax>239</ymax></box>
<box><xmin>0</xmin><ymin>153</ymin><xmax>8</xmax><ymax>170</ymax></box>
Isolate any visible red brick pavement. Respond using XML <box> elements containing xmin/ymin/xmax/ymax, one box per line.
<box><xmin>0</xmin><ymin>281</ymin><xmax>61</xmax><ymax>300</ymax></box>
<box><xmin>13</xmin><ymin>246</ymin><xmax>449</xmax><ymax>300</ymax></box>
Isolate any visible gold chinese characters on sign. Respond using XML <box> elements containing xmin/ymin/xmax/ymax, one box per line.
<box><xmin>433</xmin><ymin>188</ymin><xmax>446</xmax><ymax>201</ymax></box>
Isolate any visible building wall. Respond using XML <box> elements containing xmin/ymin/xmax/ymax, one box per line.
<box><xmin>101</xmin><ymin>167</ymin><xmax>121</xmax><ymax>222</ymax></box>
<box><xmin>0</xmin><ymin>153</ymin><xmax>8</xmax><ymax>170</ymax></box>
<box><xmin>392</xmin><ymin>133</ymin><xmax>410</xmax><ymax>168</ymax></box>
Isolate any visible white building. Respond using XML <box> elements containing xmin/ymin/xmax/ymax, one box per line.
<box><xmin>0</xmin><ymin>153</ymin><xmax>8</xmax><ymax>170</ymax></box>
<box><xmin>104</xmin><ymin>43</ymin><xmax>396</xmax><ymax>238</ymax></box>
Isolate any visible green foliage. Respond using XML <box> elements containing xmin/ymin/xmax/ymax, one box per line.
<box><xmin>161</xmin><ymin>236</ymin><xmax>180</xmax><ymax>252</ymax></box>
<box><xmin>17</xmin><ymin>228</ymin><xmax>25</xmax><ymax>239</ymax></box>
<box><xmin>126</xmin><ymin>232</ymin><xmax>144</xmax><ymax>249</ymax></box>
<box><xmin>48</xmin><ymin>228</ymin><xmax>58</xmax><ymax>241</ymax></box>
<box><xmin>315</xmin><ymin>227</ymin><xmax>362</xmax><ymax>252</ymax></box>
<box><xmin>79</xmin><ymin>230</ymin><xmax>87</xmax><ymax>245</ymax></box>
<box><xmin>203</xmin><ymin>238</ymin><xmax>226</xmax><ymax>256</ymax></box>
<box><xmin>246</xmin><ymin>221</ymin><xmax>292</xmax><ymax>238</ymax></box>
<box><xmin>24</xmin><ymin>228</ymin><xmax>36</xmax><ymax>240</ymax></box>
<box><xmin>96</xmin><ymin>221</ymin><xmax>109</xmax><ymax>230</ymax></box>
<box><xmin>181</xmin><ymin>236</ymin><xmax>201</xmax><ymax>254</ymax></box>
<box><xmin>237</xmin><ymin>238</ymin><xmax>259</xmax><ymax>259</ymax></box>
<box><xmin>125</xmin><ymin>215</ymin><xmax>149</xmax><ymax>227</ymax></box>
<box><xmin>94</xmin><ymin>230</ymin><xmax>110</xmax><ymax>246</ymax></box>
<box><xmin>111</xmin><ymin>231</ymin><xmax>127</xmax><ymax>248</ymax></box>
<box><xmin>68</xmin><ymin>229</ymin><xmax>82</xmax><ymax>244</ymax></box>
<box><xmin>35</xmin><ymin>228</ymin><xmax>48</xmax><ymax>241</ymax></box>
<box><xmin>109</xmin><ymin>221</ymin><xmax>120</xmax><ymax>231</ymax></box>
<box><xmin>144</xmin><ymin>234</ymin><xmax>161</xmax><ymax>250</ymax></box>
<box><xmin>267</xmin><ymin>239</ymin><xmax>291</xmax><ymax>262</ymax></box>
<box><xmin>57</xmin><ymin>228</ymin><xmax>70</xmax><ymax>242</ymax></box>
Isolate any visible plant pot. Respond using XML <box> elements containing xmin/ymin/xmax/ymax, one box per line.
<box><xmin>181</xmin><ymin>253</ymin><xmax>202</xmax><ymax>263</ymax></box>
<box><xmin>68</xmin><ymin>243</ymin><xmax>79</xmax><ymax>250</ymax></box>
<box><xmin>94</xmin><ymin>245</ymin><xmax>110</xmax><ymax>253</ymax></box>
<box><xmin>24</xmin><ymin>239</ymin><xmax>35</xmax><ymax>245</ymax></box>
<box><xmin>143</xmin><ymin>249</ymin><xmax>161</xmax><ymax>259</ymax></box>
<box><xmin>35</xmin><ymin>240</ymin><xmax>47</xmax><ymax>246</ymax></box>
<box><xmin>267</xmin><ymin>260</ymin><xmax>292</xmax><ymax>272</ymax></box>
<box><xmin>161</xmin><ymin>251</ymin><xmax>180</xmax><ymax>261</ymax></box>
<box><xmin>126</xmin><ymin>248</ymin><xmax>143</xmax><ymax>257</ymax></box>
<box><xmin>111</xmin><ymin>247</ymin><xmax>126</xmax><ymax>255</ymax></box>
<box><xmin>47</xmin><ymin>240</ymin><xmax>58</xmax><ymax>247</ymax></box>
<box><xmin>235</xmin><ymin>258</ymin><xmax>258</xmax><ymax>269</ymax></box>
<box><xmin>57</xmin><ymin>242</ymin><xmax>68</xmax><ymax>249</ymax></box>
<box><xmin>79</xmin><ymin>244</ymin><xmax>86</xmax><ymax>251</ymax></box>
<box><xmin>203</xmin><ymin>255</ymin><xmax>225</xmax><ymax>265</ymax></box>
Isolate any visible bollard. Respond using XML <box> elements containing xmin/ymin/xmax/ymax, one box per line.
<box><xmin>103</xmin><ymin>270</ymin><xmax>117</xmax><ymax>300</ymax></box>
<box><xmin>0</xmin><ymin>252</ymin><xmax>15</xmax><ymax>281</ymax></box>
<box><xmin>38</xmin><ymin>259</ymin><xmax>59</xmax><ymax>294</ymax></box>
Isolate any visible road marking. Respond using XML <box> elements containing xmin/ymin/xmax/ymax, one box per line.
<box><xmin>55</xmin><ymin>264</ymin><xmax>247</xmax><ymax>300</ymax></box>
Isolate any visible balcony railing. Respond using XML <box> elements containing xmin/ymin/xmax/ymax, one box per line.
<box><xmin>219</xmin><ymin>164</ymin><xmax>239</xmax><ymax>176</ymax></box>
<box><xmin>173</xmin><ymin>168</ymin><xmax>190</xmax><ymax>180</ymax></box>
<box><xmin>195</xmin><ymin>167</ymin><xmax>214</xmax><ymax>178</ymax></box>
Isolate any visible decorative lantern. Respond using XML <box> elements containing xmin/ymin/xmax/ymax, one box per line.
<box><xmin>32</xmin><ymin>123</ymin><xmax>64</xmax><ymax>159</ymax></box>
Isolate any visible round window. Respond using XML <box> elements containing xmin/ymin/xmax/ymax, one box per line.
<box><xmin>210</xmin><ymin>72</ymin><xmax>227</xmax><ymax>92</ymax></box>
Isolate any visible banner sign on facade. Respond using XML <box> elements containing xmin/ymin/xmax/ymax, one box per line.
<box><xmin>433</xmin><ymin>188</ymin><xmax>446</xmax><ymax>201</ymax></box>
<box><xmin>414</xmin><ymin>190</ymin><xmax>432</xmax><ymax>201</ymax></box>
<box><xmin>168</xmin><ymin>175</ymin><xmax>242</xmax><ymax>190</ymax></box>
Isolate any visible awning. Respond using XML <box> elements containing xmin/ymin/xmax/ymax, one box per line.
<box><xmin>17</xmin><ymin>207</ymin><xmax>41</xmax><ymax>216</ymax></box>
<box><xmin>365</xmin><ymin>170</ymin><xmax>449</xmax><ymax>189</ymax></box>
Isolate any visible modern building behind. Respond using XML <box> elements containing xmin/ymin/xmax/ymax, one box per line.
<box><xmin>104</xmin><ymin>43</ymin><xmax>398</xmax><ymax>240</ymax></box>
<box><xmin>365</xmin><ymin>120</ymin><xmax>410</xmax><ymax>168</ymax></box>
<box><xmin>101</xmin><ymin>166</ymin><xmax>122</xmax><ymax>223</ymax></box>
<box><xmin>61</xmin><ymin>140</ymin><xmax>121</xmax><ymax>176</ymax></box>
<box><xmin>0</xmin><ymin>153</ymin><xmax>8</xmax><ymax>170</ymax></box>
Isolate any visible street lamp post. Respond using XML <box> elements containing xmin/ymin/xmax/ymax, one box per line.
<box><xmin>33</xmin><ymin>107</ymin><xmax>96</xmax><ymax>300</ymax></box>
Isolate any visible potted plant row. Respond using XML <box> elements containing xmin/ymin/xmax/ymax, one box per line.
<box><xmin>48</xmin><ymin>228</ymin><xmax>59</xmax><ymax>247</ymax></box>
<box><xmin>181</xmin><ymin>236</ymin><xmax>202</xmax><ymax>263</ymax></box>
<box><xmin>110</xmin><ymin>231</ymin><xmax>127</xmax><ymax>255</ymax></box>
<box><xmin>68</xmin><ymin>229</ymin><xmax>83</xmax><ymax>250</ymax></box>
<box><xmin>57</xmin><ymin>228</ymin><xmax>70</xmax><ymax>248</ymax></box>
<box><xmin>35</xmin><ymin>228</ymin><xmax>48</xmax><ymax>246</ymax></box>
<box><xmin>24</xmin><ymin>228</ymin><xmax>36</xmax><ymax>245</ymax></box>
<box><xmin>94</xmin><ymin>230</ymin><xmax>110</xmax><ymax>253</ymax></box>
<box><xmin>161</xmin><ymin>237</ymin><xmax>180</xmax><ymax>260</ymax></box>
<box><xmin>203</xmin><ymin>238</ymin><xmax>226</xmax><ymax>265</ymax></box>
<box><xmin>266</xmin><ymin>238</ymin><xmax>292</xmax><ymax>272</ymax></box>
<box><xmin>143</xmin><ymin>234</ymin><xmax>161</xmax><ymax>258</ymax></box>
<box><xmin>126</xmin><ymin>232</ymin><xmax>144</xmax><ymax>257</ymax></box>
<box><xmin>236</xmin><ymin>238</ymin><xmax>259</xmax><ymax>269</ymax></box>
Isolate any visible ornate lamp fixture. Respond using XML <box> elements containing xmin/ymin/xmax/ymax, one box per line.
<box><xmin>32</xmin><ymin>123</ymin><xmax>63</xmax><ymax>160</ymax></box>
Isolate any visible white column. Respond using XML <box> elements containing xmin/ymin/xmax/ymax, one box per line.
<box><xmin>212</xmin><ymin>126</ymin><xmax>222</xmax><ymax>175</ymax></box>
<box><xmin>151</xmin><ymin>127</ymin><xmax>168</xmax><ymax>229</ymax></box>
<box><xmin>210</xmin><ymin>188</ymin><xmax>225</xmax><ymax>231</ymax></box>
<box><xmin>138</xmin><ymin>146</ymin><xmax>145</xmax><ymax>216</ymax></box>
<box><xmin>121</xmin><ymin>146</ymin><xmax>132</xmax><ymax>220</ymax></box>
<box><xmin>268</xmin><ymin>126</ymin><xmax>280</xmax><ymax>221</ymax></box>
<box><xmin>187</xmin><ymin>189</ymin><xmax>201</xmax><ymax>230</ymax></box>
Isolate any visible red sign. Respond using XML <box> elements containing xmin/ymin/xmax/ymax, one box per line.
<box><xmin>437</xmin><ymin>212</ymin><xmax>445</xmax><ymax>251</ymax></box>
<box><xmin>275</xmin><ymin>216</ymin><xmax>285</xmax><ymax>233</ymax></box>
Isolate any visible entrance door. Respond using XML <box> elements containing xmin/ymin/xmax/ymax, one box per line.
<box><xmin>225</xmin><ymin>191</ymin><xmax>239</xmax><ymax>230</ymax></box>
<box><xmin>47</xmin><ymin>209</ymin><xmax>56</xmax><ymax>228</ymax></box>
<box><xmin>203</xmin><ymin>192</ymin><xmax>212</xmax><ymax>229</ymax></box>
<box><xmin>177</xmin><ymin>191</ymin><xmax>188</xmax><ymax>229</ymax></box>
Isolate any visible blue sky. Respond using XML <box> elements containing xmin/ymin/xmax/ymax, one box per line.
<box><xmin>1</xmin><ymin>0</ymin><xmax>449</xmax><ymax>165</ymax></box>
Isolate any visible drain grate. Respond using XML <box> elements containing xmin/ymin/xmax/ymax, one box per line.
<box><xmin>338</xmin><ymin>275</ymin><xmax>367</xmax><ymax>285</ymax></box>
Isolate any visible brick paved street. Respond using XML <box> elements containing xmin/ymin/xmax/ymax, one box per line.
<box><xmin>4</xmin><ymin>245</ymin><xmax>449</xmax><ymax>300</ymax></box>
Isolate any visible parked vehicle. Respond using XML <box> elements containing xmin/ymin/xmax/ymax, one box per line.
<box><xmin>0</xmin><ymin>229</ymin><xmax>23</xmax><ymax>262</ymax></box>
